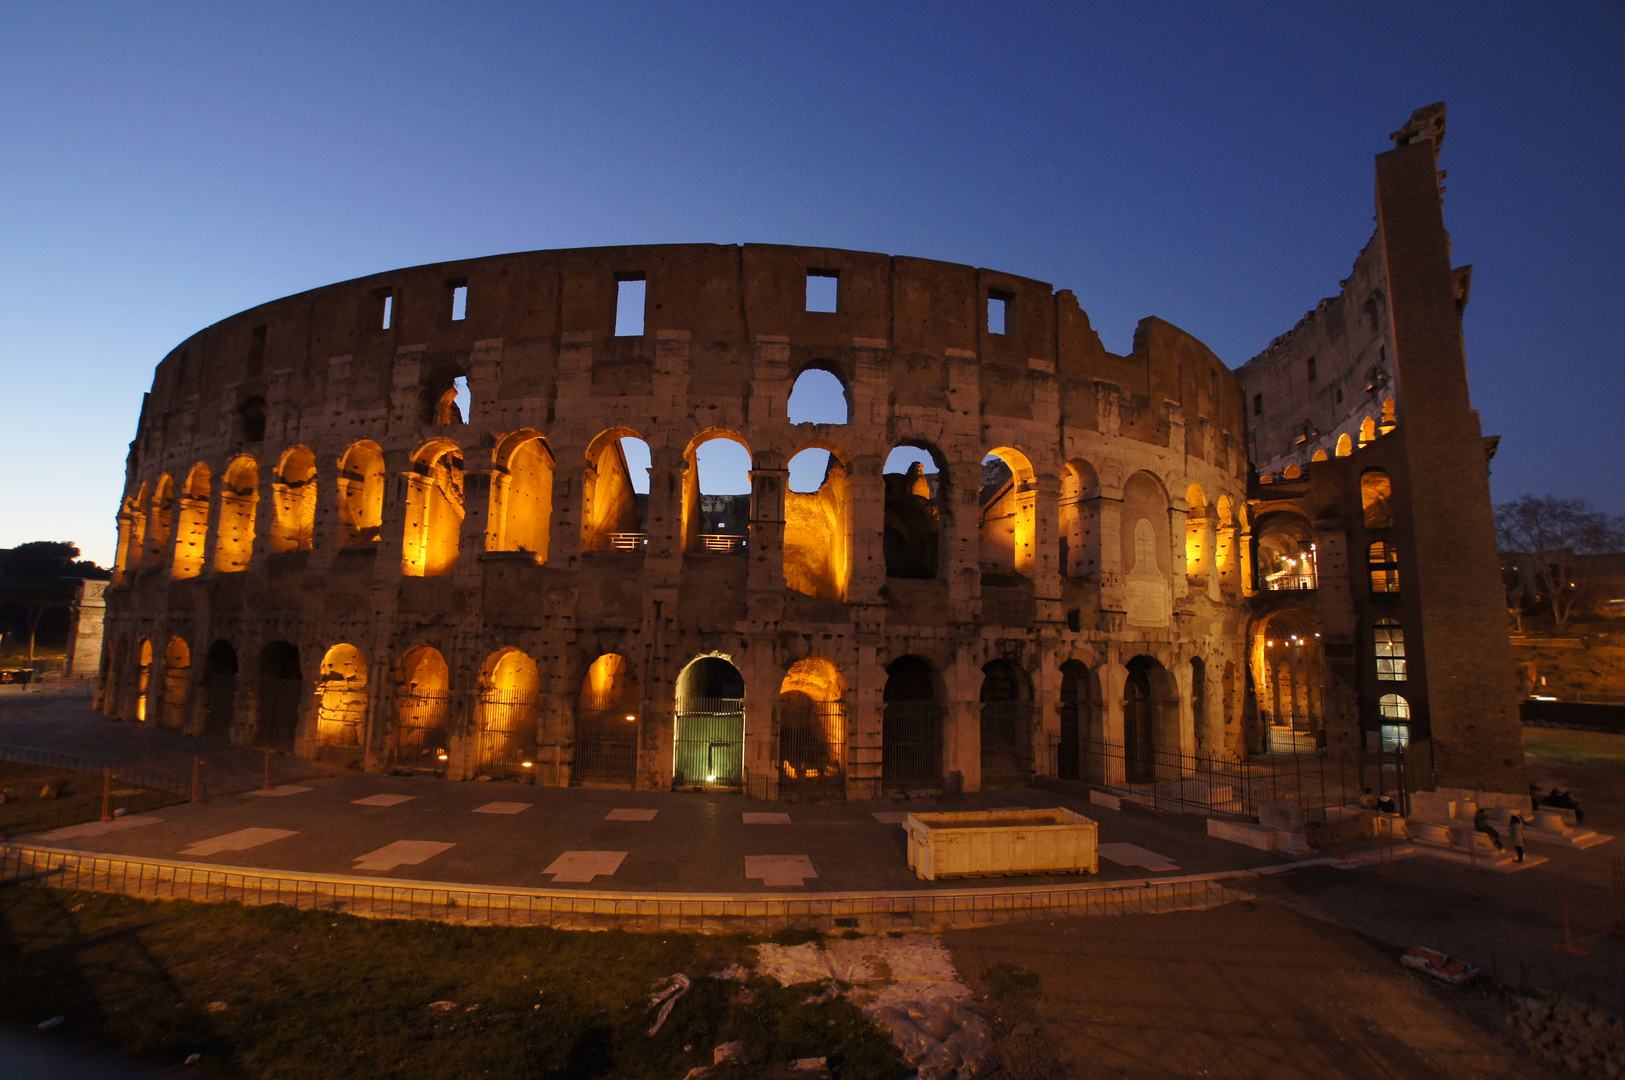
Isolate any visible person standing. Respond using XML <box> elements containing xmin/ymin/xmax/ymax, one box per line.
<box><xmin>1508</xmin><ymin>813</ymin><xmax>1525</xmax><ymax>863</ymax></box>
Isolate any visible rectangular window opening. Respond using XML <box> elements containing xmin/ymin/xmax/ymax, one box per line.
<box><xmin>806</xmin><ymin>271</ymin><xmax>838</xmax><ymax>313</ymax></box>
<box><xmin>1253</xmin><ymin>394</ymin><xmax>1263</xmax><ymax>416</ymax></box>
<box><xmin>615</xmin><ymin>276</ymin><xmax>646</xmax><ymax>337</ymax></box>
<box><xmin>450</xmin><ymin>283</ymin><xmax>468</xmax><ymax>322</ymax></box>
<box><xmin>987</xmin><ymin>291</ymin><xmax>1012</xmax><ymax>336</ymax></box>
<box><xmin>380</xmin><ymin>292</ymin><xmax>393</xmax><ymax>330</ymax></box>
<box><xmin>1306</xmin><ymin>356</ymin><xmax>1317</xmax><ymax>382</ymax></box>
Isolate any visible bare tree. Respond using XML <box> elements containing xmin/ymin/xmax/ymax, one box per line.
<box><xmin>1496</xmin><ymin>496</ymin><xmax>1625</xmax><ymax>632</ymax></box>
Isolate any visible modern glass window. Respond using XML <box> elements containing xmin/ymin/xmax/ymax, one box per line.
<box><xmin>1368</xmin><ymin>542</ymin><xmax>1399</xmax><ymax>593</ymax></box>
<box><xmin>1374</xmin><ymin>619</ymin><xmax>1406</xmax><ymax>681</ymax></box>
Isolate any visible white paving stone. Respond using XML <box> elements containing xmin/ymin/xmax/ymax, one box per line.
<box><xmin>181</xmin><ymin>828</ymin><xmax>297</xmax><ymax>857</ymax></box>
<box><xmin>745</xmin><ymin>854</ymin><xmax>817</xmax><ymax>887</ymax></box>
<box><xmin>604</xmin><ymin>808</ymin><xmax>658</xmax><ymax>821</ymax></box>
<box><xmin>472</xmin><ymin>801</ymin><xmax>531</xmax><ymax>815</ymax></box>
<box><xmin>37</xmin><ymin>816</ymin><xmax>162</xmax><ymax>841</ymax></box>
<box><xmin>1098</xmin><ymin>842</ymin><xmax>1179</xmax><ymax>872</ymax></box>
<box><xmin>352</xmin><ymin>794</ymin><xmax>415</xmax><ymax>807</ymax></box>
<box><xmin>743</xmin><ymin>812</ymin><xmax>792</xmax><ymax>825</ymax></box>
<box><xmin>246</xmin><ymin>785</ymin><xmax>312</xmax><ymax>798</ymax></box>
<box><xmin>544</xmin><ymin>850</ymin><xmax>627</xmax><ymax>882</ymax></box>
<box><xmin>353</xmin><ymin>840</ymin><xmax>454</xmax><ymax>872</ymax></box>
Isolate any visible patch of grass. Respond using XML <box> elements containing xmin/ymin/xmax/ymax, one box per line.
<box><xmin>764</xmin><ymin>926</ymin><xmax>824</xmax><ymax>947</ymax></box>
<box><xmin>979</xmin><ymin>963</ymin><xmax>1040</xmax><ymax>999</ymax></box>
<box><xmin>0</xmin><ymin>886</ymin><xmax>905</xmax><ymax>1079</ymax></box>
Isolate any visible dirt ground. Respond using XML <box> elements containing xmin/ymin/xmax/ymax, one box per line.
<box><xmin>946</xmin><ymin>902</ymin><xmax>1554</xmax><ymax>1080</ymax></box>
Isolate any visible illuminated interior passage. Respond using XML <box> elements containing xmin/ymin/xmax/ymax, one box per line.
<box><xmin>583</xmin><ymin>431</ymin><xmax>647</xmax><ymax>551</ymax></box>
<box><xmin>316</xmin><ymin>644</ymin><xmax>368</xmax><ymax>750</ymax></box>
<box><xmin>271</xmin><ymin>446</ymin><xmax>317</xmax><ymax>553</ymax></box>
<box><xmin>574</xmin><ymin>653</ymin><xmax>640</xmax><ymax>785</ymax></box>
<box><xmin>144</xmin><ymin>475</ymin><xmax>174</xmax><ymax>569</ymax></box>
<box><xmin>476</xmin><ymin>648</ymin><xmax>541</xmax><ymax>771</ymax></box>
<box><xmin>402</xmin><ymin>442</ymin><xmax>464</xmax><ymax>577</ymax></box>
<box><xmin>171</xmin><ymin>465</ymin><xmax>212</xmax><ymax>579</ymax></box>
<box><xmin>337</xmin><ymin>440</ymin><xmax>386</xmax><ymax>546</ymax></box>
<box><xmin>977</xmin><ymin>447</ymin><xmax>1036</xmax><ymax>580</ymax></box>
<box><xmin>489</xmin><ymin>432</ymin><xmax>554</xmax><ymax>558</ymax></box>
<box><xmin>214</xmin><ymin>456</ymin><xmax>259</xmax><ymax>572</ymax></box>
<box><xmin>394</xmin><ymin>646</ymin><xmax>451</xmax><ymax>768</ymax></box>
<box><xmin>783</xmin><ymin>447</ymin><xmax>851</xmax><ymax>600</ymax></box>
<box><xmin>673</xmin><ymin>656</ymin><xmax>745</xmax><ymax>788</ymax></box>
<box><xmin>882</xmin><ymin>445</ymin><xmax>942</xmax><ymax>580</ymax></box>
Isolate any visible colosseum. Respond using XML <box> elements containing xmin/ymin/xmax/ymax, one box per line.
<box><xmin>96</xmin><ymin>104</ymin><xmax>1526</xmax><ymax>805</ymax></box>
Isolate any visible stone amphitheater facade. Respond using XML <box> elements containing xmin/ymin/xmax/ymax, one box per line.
<box><xmin>98</xmin><ymin>242</ymin><xmax>1253</xmax><ymax>799</ymax></box>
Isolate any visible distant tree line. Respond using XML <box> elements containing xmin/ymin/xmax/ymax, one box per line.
<box><xmin>1497</xmin><ymin>496</ymin><xmax>1625</xmax><ymax>633</ymax></box>
<box><xmin>0</xmin><ymin>541</ymin><xmax>109</xmax><ymax>662</ymax></box>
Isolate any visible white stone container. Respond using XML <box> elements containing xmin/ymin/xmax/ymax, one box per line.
<box><xmin>903</xmin><ymin>808</ymin><xmax>1099</xmax><ymax>881</ymax></box>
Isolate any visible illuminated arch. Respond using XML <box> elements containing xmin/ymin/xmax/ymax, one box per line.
<box><xmin>135</xmin><ymin>637</ymin><xmax>153</xmax><ymax>722</ymax></box>
<box><xmin>778</xmin><ymin>655</ymin><xmax>847</xmax><ymax>795</ymax></box>
<box><xmin>574</xmin><ymin>653</ymin><xmax>640</xmax><ymax>785</ymax></box>
<box><xmin>979</xmin><ymin>446</ymin><xmax>1037</xmax><ymax>579</ymax></box>
<box><xmin>214</xmin><ymin>456</ymin><xmax>259</xmax><ymax>572</ymax></box>
<box><xmin>113</xmin><ymin>482</ymin><xmax>149</xmax><ymax>585</ymax></box>
<box><xmin>1335</xmin><ymin>433</ymin><xmax>1353</xmax><ymax>457</ymax></box>
<box><xmin>583</xmin><ymin>427</ymin><xmax>649</xmax><ymax>552</ymax></box>
<box><xmin>159</xmin><ymin>636</ymin><xmax>191</xmax><ymax>731</ymax></box>
<box><xmin>270</xmin><ymin>445</ymin><xmax>317</xmax><ymax>553</ymax></box>
<box><xmin>315</xmin><ymin>644</ymin><xmax>368</xmax><ymax>755</ymax></box>
<box><xmin>402</xmin><ymin>440</ymin><xmax>464</xmax><ymax>577</ymax></box>
<box><xmin>786</xmin><ymin>366</ymin><xmax>849</xmax><ymax>425</ymax></box>
<box><xmin>144</xmin><ymin>475</ymin><xmax>174</xmax><ymax>569</ymax></box>
<box><xmin>393</xmin><ymin>646</ymin><xmax>451</xmax><ymax>770</ymax></box>
<box><xmin>883</xmin><ymin>443</ymin><xmax>946</xmax><ymax>580</ymax></box>
<box><xmin>488</xmin><ymin>430</ymin><xmax>554</xmax><ymax>559</ymax></box>
<box><xmin>1059</xmin><ymin>459</ymin><xmax>1101</xmax><ymax>580</ymax></box>
<box><xmin>1184</xmin><ymin>483</ymin><xmax>1210</xmax><ymax>582</ymax></box>
<box><xmin>682</xmin><ymin>429</ymin><xmax>752</xmax><ymax>556</ymax></box>
<box><xmin>336</xmin><ymin>440</ymin><xmax>386</xmax><ymax>547</ymax></box>
<box><xmin>475</xmin><ymin>647</ymin><xmax>541</xmax><ymax>773</ymax></box>
<box><xmin>171</xmin><ymin>463</ymin><xmax>212</xmax><ymax>579</ymax></box>
<box><xmin>784</xmin><ymin>443</ymin><xmax>852</xmax><ymax>601</ymax></box>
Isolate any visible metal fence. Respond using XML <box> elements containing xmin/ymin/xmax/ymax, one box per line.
<box><xmin>673</xmin><ymin>698</ymin><xmax>744</xmax><ymax>789</ymax></box>
<box><xmin>475</xmin><ymin>691</ymin><xmax>538</xmax><ymax>773</ymax></box>
<box><xmin>882</xmin><ymin>701</ymin><xmax>944</xmax><ymax>791</ymax></box>
<box><xmin>1058</xmin><ymin>738</ymin><xmax>1399</xmax><ymax>819</ymax></box>
<box><xmin>0</xmin><ymin>744</ymin><xmax>193</xmax><ymax>837</ymax></box>
<box><xmin>0</xmin><ymin>843</ymin><xmax>1251</xmax><ymax>932</ymax></box>
<box><xmin>573</xmin><ymin>703</ymin><xmax>639</xmax><ymax>786</ymax></box>
<box><xmin>389</xmin><ymin>693</ymin><xmax>450</xmax><ymax>771</ymax></box>
<box><xmin>979</xmin><ymin>700</ymin><xmax>1033</xmax><ymax>786</ymax></box>
<box><xmin>776</xmin><ymin>700</ymin><xmax>845</xmax><ymax>800</ymax></box>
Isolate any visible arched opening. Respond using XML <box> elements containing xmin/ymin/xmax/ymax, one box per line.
<box><xmin>787</xmin><ymin>367</ymin><xmax>849</xmax><ymax>425</ymax></box>
<box><xmin>1122</xmin><ymin>473</ymin><xmax>1172</xmax><ymax>627</ymax></box>
<box><xmin>1123</xmin><ymin>655</ymin><xmax>1179</xmax><ymax>783</ymax></box>
<box><xmin>1310</xmin><ymin>450</ymin><xmax>1328</xmax><ymax>463</ymax></box>
<box><xmin>978</xmin><ymin>447</ymin><xmax>1037</xmax><ymax>582</ymax></box>
<box><xmin>257</xmin><ymin>641</ymin><xmax>303</xmax><ymax>751</ymax></box>
<box><xmin>1251</xmin><ymin>609</ymin><xmax>1326</xmax><ymax>753</ymax></box>
<box><xmin>270</xmin><ymin>446</ymin><xmax>317</xmax><ymax>553</ymax></box>
<box><xmin>1335</xmin><ymin>433</ymin><xmax>1353</xmax><ymax>458</ymax></box>
<box><xmin>202</xmin><ymin>639</ymin><xmax>238</xmax><ymax>740</ymax></box>
<box><xmin>883</xmin><ymin>445</ymin><xmax>944</xmax><ymax>580</ymax></box>
<box><xmin>1282</xmin><ymin>464</ymin><xmax>1301</xmax><ymax>480</ymax></box>
<box><xmin>574</xmin><ymin>653</ymin><xmax>640</xmax><ymax>786</ymax></box>
<box><xmin>113</xmin><ymin>484</ymin><xmax>148</xmax><ymax>585</ymax></box>
<box><xmin>422</xmin><ymin>367</ymin><xmax>470</xmax><ymax>426</ymax></box>
<box><xmin>159</xmin><ymin>636</ymin><xmax>190</xmax><ymax>731</ymax></box>
<box><xmin>1254</xmin><ymin>512</ymin><xmax>1317</xmax><ymax>591</ymax></box>
<box><xmin>1215</xmin><ymin>495</ymin><xmax>1240</xmax><ymax>594</ymax></box>
<box><xmin>172</xmin><ymin>463</ymin><xmax>212</xmax><ymax>579</ymax></box>
<box><xmin>1379</xmin><ymin>396</ymin><xmax>1396</xmax><ymax>434</ymax></box>
<box><xmin>683</xmin><ymin>433</ymin><xmax>752</xmax><ymax>556</ymax></box>
<box><xmin>673</xmin><ymin>656</ymin><xmax>745</xmax><ymax>789</ymax></box>
<box><xmin>979</xmin><ymin>658</ymin><xmax>1032</xmax><ymax>786</ymax></box>
<box><xmin>1058</xmin><ymin>660</ymin><xmax>1102</xmax><ymax>782</ymax></box>
<box><xmin>1369</xmin><ymin>542</ymin><xmax>1400</xmax><ymax>593</ymax></box>
<box><xmin>315</xmin><ymin>644</ymin><xmax>368</xmax><ymax>760</ymax></box>
<box><xmin>475</xmin><ymin>648</ymin><xmax>540</xmax><ymax>775</ymax></box>
<box><xmin>337</xmin><ymin>440</ymin><xmax>386</xmax><ymax>546</ymax></box>
<box><xmin>134</xmin><ymin>638</ymin><xmax>153</xmax><ymax>722</ymax></box>
<box><xmin>778</xmin><ymin>656</ymin><xmax>847</xmax><ymax>799</ymax></box>
<box><xmin>1184</xmin><ymin>484</ymin><xmax>1211</xmax><ymax>584</ymax></box>
<box><xmin>488</xmin><ymin>432</ymin><xmax>554</xmax><ymax>559</ymax></box>
<box><xmin>882</xmin><ymin>655</ymin><xmax>942</xmax><ymax>790</ymax></box>
<box><xmin>1358</xmin><ymin>416</ymin><xmax>1377</xmax><ymax>446</ymax></box>
<box><xmin>1059</xmin><ymin>460</ymin><xmax>1100</xmax><ymax>580</ymax></box>
<box><xmin>214</xmin><ymin>456</ymin><xmax>259</xmax><ymax>572</ymax></box>
<box><xmin>1378</xmin><ymin>693</ymin><xmax>1411</xmax><ymax>751</ymax></box>
<box><xmin>235</xmin><ymin>396</ymin><xmax>267</xmax><ymax>444</ymax></box>
<box><xmin>784</xmin><ymin>445</ymin><xmax>852</xmax><ymax>600</ymax></box>
<box><xmin>1361</xmin><ymin>470</ymin><xmax>1394</xmax><ymax>529</ymax></box>
<box><xmin>402</xmin><ymin>441</ymin><xmax>464</xmax><ymax>577</ymax></box>
<box><xmin>393</xmin><ymin>646</ymin><xmax>451</xmax><ymax>771</ymax></box>
<box><xmin>582</xmin><ymin>431</ymin><xmax>649</xmax><ymax>552</ymax></box>
<box><xmin>144</xmin><ymin>475</ymin><xmax>174</xmax><ymax>569</ymax></box>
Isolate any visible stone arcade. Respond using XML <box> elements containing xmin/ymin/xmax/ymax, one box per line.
<box><xmin>97</xmin><ymin>105</ymin><xmax>1524</xmax><ymax>804</ymax></box>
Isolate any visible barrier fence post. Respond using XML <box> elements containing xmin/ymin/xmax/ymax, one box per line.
<box><xmin>100</xmin><ymin>766</ymin><xmax>112</xmax><ymax>822</ymax></box>
<box><xmin>1553</xmin><ymin>873</ymin><xmax>1591</xmax><ymax>957</ymax></box>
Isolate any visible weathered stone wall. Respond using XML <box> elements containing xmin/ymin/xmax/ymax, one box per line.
<box><xmin>102</xmin><ymin>242</ymin><xmax>1250</xmax><ymax>795</ymax></box>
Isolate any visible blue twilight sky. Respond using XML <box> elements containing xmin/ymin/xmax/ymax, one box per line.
<box><xmin>1</xmin><ymin>3</ymin><xmax>1621</xmax><ymax>565</ymax></box>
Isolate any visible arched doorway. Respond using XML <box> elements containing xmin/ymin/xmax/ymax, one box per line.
<box><xmin>394</xmin><ymin>646</ymin><xmax>451</xmax><ymax>771</ymax></box>
<box><xmin>475</xmin><ymin>648</ymin><xmax>541</xmax><ymax>776</ymax></box>
<box><xmin>257</xmin><ymin>641</ymin><xmax>302</xmax><ymax>750</ymax></box>
<box><xmin>674</xmin><ymin>657</ymin><xmax>745</xmax><ymax>789</ymax></box>
<box><xmin>315</xmin><ymin>644</ymin><xmax>368</xmax><ymax>764</ymax></box>
<box><xmin>1058</xmin><ymin>661</ymin><xmax>1101</xmax><ymax>782</ymax></box>
<box><xmin>778</xmin><ymin>657</ymin><xmax>847</xmax><ymax>800</ymax></box>
<box><xmin>159</xmin><ymin>637</ymin><xmax>191</xmax><ymax>731</ymax></box>
<box><xmin>883</xmin><ymin>446</ymin><xmax>944</xmax><ymax>579</ymax></box>
<box><xmin>202</xmin><ymin>639</ymin><xmax>238</xmax><ymax>740</ymax></box>
<box><xmin>134</xmin><ymin>638</ymin><xmax>153</xmax><ymax>722</ymax></box>
<box><xmin>575</xmin><ymin>654</ymin><xmax>640</xmax><ymax>786</ymax></box>
<box><xmin>1250</xmin><ymin>608</ymin><xmax>1326</xmax><ymax>754</ymax></box>
<box><xmin>1124</xmin><ymin>656</ymin><xmax>1178</xmax><ymax>784</ymax></box>
<box><xmin>882</xmin><ymin>656</ymin><xmax>942</xmax><ymax>790</ymax></box>
<box><xmin>979</xmin><ymin>659</ymin><xmax>1032</xmax><ymax>786</ymax></box>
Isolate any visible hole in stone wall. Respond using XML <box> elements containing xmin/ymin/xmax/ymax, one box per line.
<box><xmin>615</xmin><ymin>276</ymin><xmax>646</xmax><ymax>337</ymax></box>
<box><xmin>381</xmin><ymin>292</ymin><xmax>393</xmax><ymax>330</ymax></box>
<box><xmin>987</xmin><ymin>292</ymin><xmax>1011</xmax><ymax>335</ymax></box>
<box><xmin>787</xmin><ymin>368</ymin><xmax>848</xmax><ymax>426</ymax></box>
<box><xmin>246</xmin><ymin>325</ymin><xmax>266</xmax><ymax>376</ymax></box>
<box><xmin>806</xmin><ymin>271</ymin><xmax>838</xmax><ymax>313</ymax></box>
<box><xmin>450</xmin><ymin>282</ymin><xmax>468</xmax><ymax>321</ymax></box>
